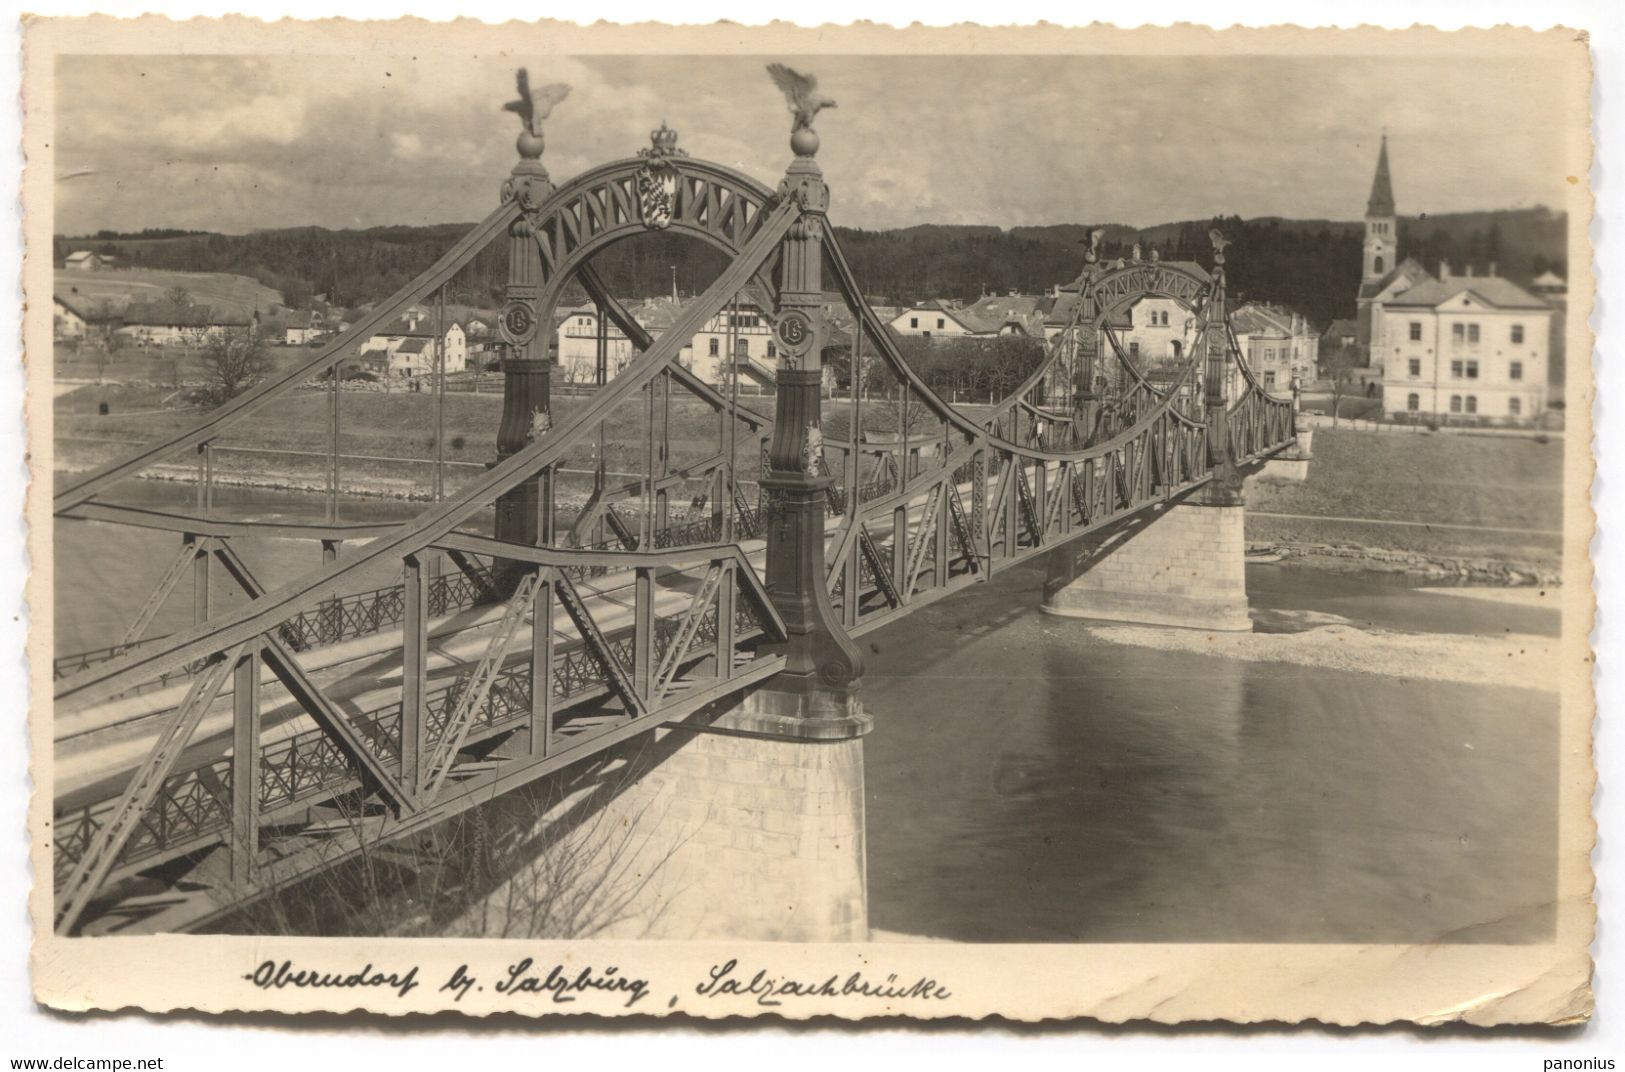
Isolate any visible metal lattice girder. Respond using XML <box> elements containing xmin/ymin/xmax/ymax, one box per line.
<box><xmin>731</xmin><ymin>485</ymin><xmax>759</xmax><ymax>539</ymax></box>
<box><xmin>120</xmin><ymin>536</ymin><xmax>207</xmax><ymax>647</ymax></box>
<box><xmin>902</xmin><ymin>484</ymin><xmax>944</xmax><ymax>604</ymax></box>
<box><xmin>604</xmin><ymin>505</ymin><xmax>638</xmax><ymax>550</ymax></box>
<box><xmin>421</xmin><ymin>569</ymin><xmax>541</xmax><ymax>800</ymax></box>
<box><xmin>945</xmin><ymin>482</ymin><xmax>979</xmax><ymax>572</ymax></box>
<box><xmin>55</xmin><ymin>642</ymin><xmax>244</xmax><ymax>934</ymax></box>
<box><xmin>652</xmin><ymin>564</ymin><xmax>724</xmax><ymax>704</ymax></box>
<box><xmin>259</xmin><ymin>635</ymin><xmax>419</xmax><ymax>815</ymax></box>
<box><xmin>857</xmin><ymin>520</ymin><xmax>901</xmax><ymax>609</ymax></box>
<box><xmin>552</xmin><ymin>569</ymin><xmax>647</xmax><ymax>719</ymax></box>
<box><xmin>1015</xmin><ymin>463</ymin><xmax>1042</xmax><ymax>545</ymax></box>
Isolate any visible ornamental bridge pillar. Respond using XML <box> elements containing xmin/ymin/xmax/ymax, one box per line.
<box><xmin>494</xmin><ymin>82</ymin><xmax>560</xmax><ymax>551</ymax></box>
<box><xmin>1043</xmin><ymin>231</ymin><xmax>1251</xmax><ymax>632</ymax></box>
<box><xmin>467</xmin><ymin>70</ymin><xmax>871</xmax><ymax>941</ymax></box>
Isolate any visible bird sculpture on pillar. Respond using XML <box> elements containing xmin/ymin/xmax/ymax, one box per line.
<box><xmin>504</xmin><ymin>68</ymin><xmax>572</xmax><ymax>157</ymax></box>
<box><xmin>767</xmin><ymin>63</ymin><xmax>837</xmax><ymax>156</ymax></box>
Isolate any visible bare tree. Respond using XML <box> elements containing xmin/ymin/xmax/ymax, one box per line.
<box><xmin>198</xmin><ymin>326</ymin><xmax>271</xmax><ymax>404</ymax></box>
<box><xmin>89</xmin><ymin>299</ymin><xmax>122</xmax><ymax>385</ymax></box>
<box><xmin>217</xmin><ymin>743</ymin><xmax>685</xmax><ymax>940</ymax></box>
<box><xmin>1321</xmin><ymin>339</ymin><xmax>1365</xmax><ymax>427</ymax></box>
<box><xmin>164</xmin><ymin>285</ymin><xmax>192</xmax><ymax>307</ymax></box>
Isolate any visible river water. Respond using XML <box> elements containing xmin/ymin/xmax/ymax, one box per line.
<box><xmin>54</xmin><ymin>483</ymin><xmax>1560</xmax><ymax>944</ymax></box>
<box><xmin>861</xmin><ymin>561</ymin><xmax>1560</xmax><ymax>944</ymax></box>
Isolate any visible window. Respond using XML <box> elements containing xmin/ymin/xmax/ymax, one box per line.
<box><xmin>937</xmin><ymin>318</ymin><xmax>946</xmax><ymax>330</ymax></box>
<box><xmin>1408</xmin><ymin>358</ymin><xmax>1421</xmax><ymax>378</ymax></box>
<box><xmin>1264</xmin><ymin>348</ymin><xmax>1274</xmax><ymax>361</ymax></box>
<box><xmin>1409</xmin><ymin>321</ymin><xmax>1422</xmax><ymax>341</ymax></box>
<box><xmin>1510</xmin><ymin>360</ymin><xmax>1523</xmax><ymax>380</ymax></box>
<box><xmin>1264</xmin><ymin>371</ymin><xmax>1276</xmax><ymax>388</ymax></box>
<box><xmin>1407</xmin><ymin>393</ymin><xmax>1420</xmax><ymax>412</ymax></box>
<box><xmin>708</xmin><ymin>337</ymin><xmax>719</xmax><ymax>357</ymax></box>
<box><xmin>1452</xmin><ymin>323</ymin><xmax>1465</xmax><ymax>342</ymax></box>
<box><xmin>1450</xmin><ymin>359</ymin><xmax>1463</xmax><ymax>378</ymax></box>
<box><xmin>1468</xmin><ymin>324</ymin><xmax>1480</xmax><ymax>344</ymax></box>
<box><xmin>1509</xmin><ymin>397</ymin><xmax>1522</xmax><ymax>417</ymax></box>
<box><xmin>1374</xmin><ymin>255</ymin><xmax>1385</xmax><ymax>274</ymax></box>
<box><xmin>767</xmin><ymin>342</ymin><xmax>777</xmax><ymax>359</ymax></box>
<box><xmin>1465</xmin><ymin>395</ymin><xmax>1478</xmax><ymax>414</ymax></box>
<box><xmin>1129</xmin><ymin>341</ymin><xmax>1140</xmax><ymax>358</ymax></box>
<box><xmin>1466</xmin><ymin>360</ymin><xmax>1479</xmax><ymax>379</ymax></box>
<box><xmin>910</xmin><ymin>317</ymin><xmax>918</xmax><ymax>329</ymax></box>
<box><xmin>1511</xmin><ymin>324</ymin><xmax>1524</xmax><ymax>344</ymax></box>
<box><xmin>1450</xmin><ymin>395</ymin><xmax>1462</xmax><ymax>413</ymax></box>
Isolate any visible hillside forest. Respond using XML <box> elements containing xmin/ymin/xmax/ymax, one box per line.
<box><xmin>58</xmin><ymin>207</ymin><xmax>1567</xmax><ymax>332</ymax></box>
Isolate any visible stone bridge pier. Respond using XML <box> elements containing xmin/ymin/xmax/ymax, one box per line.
<box><xmin>1041</xmin><ymin>481</ymin><xmax>1253</xmax><ymax>632</ymax></box>
<box><xmin>446</xmin><ymin>693</ymin><xmax>870</xmax><ymax>941</ymax></box>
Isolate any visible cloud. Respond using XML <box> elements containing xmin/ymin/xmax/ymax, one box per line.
<box><xmin>53</xmin><ymin>53</ymin><xmax>1575</xmax><ymax>237</ymax></box>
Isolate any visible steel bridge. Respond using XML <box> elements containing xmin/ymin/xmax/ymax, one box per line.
<box><xmin>48</xmin><ymin>68</ymin><xmax>1298</xmax><ymax>936</ymax></box>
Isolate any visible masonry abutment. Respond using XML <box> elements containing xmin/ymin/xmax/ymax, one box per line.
<box><xmin>1041</xmin><ymin>491</ymin><xmax>1252</xmax><ymax>631</ymax></box>
<box><xmin>460</xmin><ymin>687</ymin><xmax>871</xmax><ymax>942</ymax></box>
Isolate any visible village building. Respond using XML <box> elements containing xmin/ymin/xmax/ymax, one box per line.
<box><xmin>555</xmin><ymin>303</ymin><xmax>648</xmax><ymax>383</ymax></box>
<box><xmin>888</xmin><ymin>298</ymin><xmax>1033</xmax><ymax>341</ymax></box>
<box><xmin>355</xmin><ymin>304</ymin><xmax>469</xmax><ymax>378</ymax></box>
<box><xmin>64</xmin><ymin>250</ymin><xmax>113</xmax><ymax>271</ymax></box>
<box><xmin>1377</xmin><ymin>262</ymin><xmax>1551</xmax><ymax>423</ymax></box>
<box><xmin>1321</xmin><ymin>318</ymin><xmax>1359</xmax><ymax>352</ymax></box>
<box><xmin>52</xmin><ymin>295</ymin><xmax>106</xmax><ymax>340</ymax></box>
<box><xmin>1346</xmin><ymin>137</ymin><xmax>1554</xmax><ymax>423</ymax></box>
<box><xmin>1229</xmin><ymin>303</ymin><xmax>1320</xmax><ymax>392</ymax></box>
<box><xmin>557</xmin><ymin>293</ymin><xmax>792</xmax><ymax>389</ymax></box>
<box><xmin>114</xmin><ymin>301</ymin><xmax>252</xmax><ymax>348</ymax></box>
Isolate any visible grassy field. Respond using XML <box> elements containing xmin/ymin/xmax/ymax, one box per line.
<box><xmin>54</xmin><ymin>380</ymin><xmax>780</xmax><ymax>498</ymax></box>
<box><xmin>1248</xmin><ymin>428</ymin><xmax>1565</xmax><ymax>567</ymax></box>
<box><xmin>56</xmin><ymin>267</ymin><xmax>283</xmax><ymax>316</ymax></box>
<box><xmin>55</xmin><ymin>341</ymin><xmax>321</xmax><ymax>386</ymax></box>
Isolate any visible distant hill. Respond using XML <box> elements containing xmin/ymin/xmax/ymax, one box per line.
<box><xmin>53</xmin><ymin>267</ymin><xmax>284</xmax><ymax>318</ymax></box>
<box><xmin>56</xmin><ymin>206</ymin><xmax>1568</xmax><ymax>332</ymax></box>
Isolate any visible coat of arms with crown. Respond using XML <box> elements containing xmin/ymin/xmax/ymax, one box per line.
<box><xmin>635</xmin><ymin>121</ymin><xmax>686</xmax><ymax>231</ymax></box>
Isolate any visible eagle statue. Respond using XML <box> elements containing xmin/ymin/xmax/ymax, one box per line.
<box><xmin>766</xmin><ymin>63</ymin><xmax>837</xmax><ymax>132</ymax></box>
<box><xmin>504</xmin><ymin>68</ymin><xmax>572</xmax><ymax>138</ymax></box>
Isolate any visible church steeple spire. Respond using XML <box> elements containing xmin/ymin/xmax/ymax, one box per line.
<box><xmin>1366</xmin><ymin>133</ymin><xmax>1396</xmax><ymax>218</ymax></box>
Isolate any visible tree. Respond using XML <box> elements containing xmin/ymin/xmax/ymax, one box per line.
<box><xmin>87</xmin><ymin>300</ymin><xmax>123</xmax><ymax>385</ymax></box>
<box><xmin>164</xmin><ymin>285</ymin><xmax>193</xmax><ymax>307</ymax></box>
<box><xmin>198</xmin><ymin>327</ymin><xmax>272</xmax><ymax>405</ymax></box>
<box><xmin>1320</xmin><ymin>339</ymin><xmax>1365</xmax><ymax>427</ymax></box>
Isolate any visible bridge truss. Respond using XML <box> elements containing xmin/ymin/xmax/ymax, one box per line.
<box><xmin>48</xmin><ymin>70</ymin><xmax>1298</xmax><ymax>935</ymax></box>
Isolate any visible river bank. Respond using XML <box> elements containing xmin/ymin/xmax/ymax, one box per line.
<box><xmin>1251</xmin><ymin>539</ymin><xmax>1561</xmax><ymax>587</ymax></box>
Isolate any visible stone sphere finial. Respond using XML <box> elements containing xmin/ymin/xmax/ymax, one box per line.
<box><xmin>517</xmin><ymin>130</ymin><xmax>545</xmax><ymax>160</ymax></box>
<box><xmin>1081</xmin><ymin>227</ymin><xmax>1103</xmax><ymax>263</ymax></box>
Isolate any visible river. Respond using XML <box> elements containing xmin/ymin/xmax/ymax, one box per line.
<box><xmin>53</xmin><ymin>483</ymin><xmax>1561</xmax><ymax>944</ymax></box>
<box><xmin>860</xmin><ymin>560</ymin><xmax>1560</xmax><ymax>944</ymax></box>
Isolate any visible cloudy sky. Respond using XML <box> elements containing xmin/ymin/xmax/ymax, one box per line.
<box><xmin>54</xmin><ymin>52</ymin><xmax>1573</xmax><ymax>235</ymax></box>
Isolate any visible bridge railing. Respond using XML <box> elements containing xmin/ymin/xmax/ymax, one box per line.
<box><xmin>1224</xmin><ymin>322</ymin><xmax>1297</xmax><ymax>463</ymax></box>
<box><xmin>51</xmin><ymin>536</ymin><xmax>787</xmax><ymax>933</ymax></box>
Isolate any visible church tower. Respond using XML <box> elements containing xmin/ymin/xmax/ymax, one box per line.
<box><xmin>1362</xmin><ymin>134</ymin><xmax>1397</xmax><ymax>283</ymax></box>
